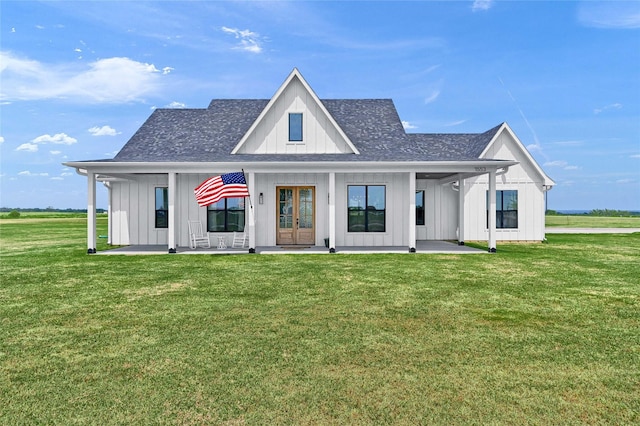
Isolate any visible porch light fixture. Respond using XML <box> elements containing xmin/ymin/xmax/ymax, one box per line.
<box><xmin>259</xmin><ymin>192</ymin><xmax>264</xmax><ymax>204</ymax></box>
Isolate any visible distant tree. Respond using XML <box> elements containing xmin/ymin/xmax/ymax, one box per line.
<box><xmin>7</xmin><ymin>210</ymin><xmax>20</xmax><ymax>218</ymax></box>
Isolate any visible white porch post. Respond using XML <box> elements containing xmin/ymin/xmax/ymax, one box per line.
<box><xmin>329</xmin><ymin>172</ymin><xmax>336</xmax><ymax>253</ymax></box>
<box><xmin>408</xmin><ymin>171</ymin><xmax>416</xmax><ymax>252</ymax></box>
<box><xmin>488</xmin><ymin>169</ymin><xmax>497</xmax><ymax>253</ymax></box>
<box><xmin>168</xmin><ymin>172</ymin><xmax>177</xmax><ymax>253</ymax></box>
<box><xmin>87</xmin><ymin>171</ymin><xmax>96</xmax><ymax>254</ymax></box>
<box><xmin>458</xmin><ymin>174</ymin><xmax>465</xmax><ymax>245</ymax></box>
<box><xmin>248</xmin><ymin>171</ymin><xmax>256</xmax><ymax>253</ymax></box>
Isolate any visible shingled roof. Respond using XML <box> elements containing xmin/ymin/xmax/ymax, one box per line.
<box><xmin>112</xmin><ymin>98</ymin><xmax>502</xmax><ymax>163</ymax></box>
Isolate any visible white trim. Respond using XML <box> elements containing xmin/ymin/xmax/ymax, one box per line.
<box><xmin>480</xmin><ymin>122</ymin><xmax>555</xmax><ymax>187</ymax></box>
<box><xmin>230</xmin><ymin>68</ymin><xmax>360</xmax><ymax>155</ymax></box>
<box><xmin>64</xmin><ymin>160</ymin><xmax>517</xmax><ymax>175</ymax></box>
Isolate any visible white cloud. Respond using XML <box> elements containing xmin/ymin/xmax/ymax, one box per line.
<box><xmin>36</xmin><ymin>25</ymin><xmax>45</xmax><ymax>30</ymax></box>
<box><xmin>32</xmin><ymin>133</ymin><xmax>77</xmax><ymax>145</ymax></box>
<box><xmin>165</xmin><ymin>101</ymin><xmax>186</xmax><ymax>109</ymax></box>
<box><xmin>544</xmin><ymin>160</ymin><xmax>568</xmax><ymax>167</ymax></box>
<box><xmin>0</xmin><ymin>136</ymin><xmax>4</xmax><ymax>144</ymax></box>
<box><xmin>424</xmin><ymin>89</ymin><xmax>440</xmax><ymax>105</ymax></box>
<box><xmin>564</xmin><ymin>165</ymin><xmax>580</xmax><ymax>171</ymax></box>
<box><xmin>594</xmin><ymin>103</ymin><xmax>622</xmax><ymax>114</ymax></box>
<box><xmin>221</xmin><ymin>26</ymin><xmax>264</xmax><ymax>53</ymax></box>
<box><xmin>16</xmin><ymin>143</ymin><xmax>38</xmax><ymax>152</ymax></box>
<box><xmin>616</xmin><ymin>179</ymin><xmax>635</xmax><ymax>184</ymax></box>
<box><xmin>162</xmin><ymin>67</ymin><xmax>174</xmax><ymax>75</ymax></box>
<box><xmin>444</xmin><ymin>120</ymin><xmax>467</xmax><ymax>127</ymax></box>
<box><xmin>50</xmin><ymin>150</ymin><xmax>62</xmax><ymax>155</ymax></box>
<box><xmin>631</xmin><ymin>154</ymin><xmax>640</xmax><ymax>159</ymax></box>
<box><xmin>18</xmin><ymin>171</ymin><xmax>49</xmax><ymax>177</ymax></box>
<box><xmin>402</xmin><ymin>121</ymin><xmax>417</xmax><ymax>130</ymax></box>
<box><xmin>0</xmin><ymin>52</ymin><xmax>169</xmax><ymax>103</ymax></box>
<box><xmin>50</xmin><ymin>177</ymin><xmax>64</xmax><ymax>181</ymax></box>
<box><xmin>578</xmin><ymin>1</ymin><xmax>640</xmax><ymax>29</ymax></box>
<box><xmin>88</xmin><ymin>125</ymin><xmax>119</xmax><ymax>136</ymax></box>
<box><xmin>472</xmin><ymin>0</ymin><xmax>494</xmax><ymax>12</ymax></box>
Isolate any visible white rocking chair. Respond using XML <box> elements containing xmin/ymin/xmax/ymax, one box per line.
<box><xmin>232</xmin><ymin>231</ymin><xmax>248</xmax><ymax>248</ymax></box>
<box><xmin>188</xmin><ymin>220</ymin><xmax>210</xmax><ymax>249</ymax></box>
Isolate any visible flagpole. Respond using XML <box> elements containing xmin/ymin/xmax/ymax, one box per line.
<box><xmin>242</xmin><ymin>169</ymin><xmax>253</xmax><ymax>212</ymax></box>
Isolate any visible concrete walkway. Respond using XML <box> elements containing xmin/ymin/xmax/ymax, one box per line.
<box><xmin>545</xmin><ymin>227</ymin><xmax>640</xmax><ymax>234</ymax></box>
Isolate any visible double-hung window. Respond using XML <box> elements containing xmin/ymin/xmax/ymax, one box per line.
<box><xmin>155</xmin><ymin>187</ymin><xmax>168</xmax><ymax>228</ymax></box>
<box><xmin>289</xmin><ymin>113</ymin><xmax>303</xmax><ymax>142</ymax></box>
<box><xmin>487</xmin><ymin>190</ymin><xmax>518</xmax><ymax>229</ymax></box>
<box><xmin>207</xmin><ymin>198</ymin><xmax>245</xmax><ymax>232</ymax></box>
<box><xmin>348</xmin><ymin>185</ymin><xmax>386</xmax><ymax>232</ymax></box>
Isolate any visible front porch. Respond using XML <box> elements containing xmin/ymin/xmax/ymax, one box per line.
<box><xmin>98</xmin><ymin>240</ymin><xmax>485</xmax><ymax>255</ymax></box>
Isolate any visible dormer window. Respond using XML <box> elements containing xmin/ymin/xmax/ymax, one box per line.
<box><xmin>289</xmin><ymin>113</ymin><xmax>303</xmax><ymax>142</ymax></box>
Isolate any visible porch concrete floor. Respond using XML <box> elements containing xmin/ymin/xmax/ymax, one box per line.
<box><xmin>98</xmin><ymin>240</ymin><xmax>484</xmax><ymax>255</ymax></box>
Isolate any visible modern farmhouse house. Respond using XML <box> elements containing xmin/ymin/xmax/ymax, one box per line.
<box><xmin>64</xmin><ymin>69</ymin><xmax>554</xmax><ymax>254</ymax></box>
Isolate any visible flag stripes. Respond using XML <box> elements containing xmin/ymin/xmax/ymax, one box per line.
<box><xmin>194</xmin><ymin>172</ymin><xmax>250</xmax><ymax>207</ymax></box>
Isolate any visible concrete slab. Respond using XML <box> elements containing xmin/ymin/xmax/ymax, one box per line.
<box><xmin>98</xmin><ymin>240</ymin><xmax>484</xmax><ymax>255</ymax></box>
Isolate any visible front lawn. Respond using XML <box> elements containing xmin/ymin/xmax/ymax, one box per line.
<box><xmin>546</xmin><ymin>215</ymin><xmax>640</xmax><ymax>228</ymax></box>
<box><xmin>1</xmin><ymin>218</ymin><xmax>638</xmax><ymax>424</ymax></box>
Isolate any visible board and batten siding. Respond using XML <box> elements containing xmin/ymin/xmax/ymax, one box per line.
<box><xmin>464</xmin><ymin>130</ymin><xmax>547</xmax><ymax>241</ymax></box>
<box><xmin>235</xmin><ymin>77</ymin><xmax>353</xmax><ymax>155</ymax></box>
<box><xmin>334</xmin><ymin>173</ymin><xmax>409</xmax><ymax>247</ymax></box>
<box><xmin>109</xmin><ymin>175</ymin><xmax>168</xmax><ymax>246</ymax></box>
<box><xmin>416</xmin><ymin>179</ymin><xmax>458</xmax><ymax>241</ymax></box>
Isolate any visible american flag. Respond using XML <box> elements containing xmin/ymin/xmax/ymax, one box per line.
<box><xmin>194</xmin><ymin>172</ymin><xmax>250</xmax><ymax>207</ymax></box>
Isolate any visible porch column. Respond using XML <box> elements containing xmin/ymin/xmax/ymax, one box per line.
<box><xmin>488</xmin><ymin>169</ymin><xmax>497</xmax><ymax>253</ymax></box>
<box><xmin>87</xmin><ymin>171</ymin><xmax>96</xmax><ymax>254</ymax></box>
<box><xmin>408</xmin><ymin>171</ymin><xmax>416</xmax><ymax>252</ymax></box>
<box><xmin>168</xmin><ymin>172</ymin><xmax>177</xmax><ymax>253</ymax></box>
<box><xmin>248</xmin><ymin>171</ymin><xmax>256</xmax><ymax>253</ymax></box>
<box><xmin>458</xmin><ymin>175</ymin><xmax>465</xmax><ymax>245</ymax></box>
<box><xmin>328</xmin><ymin>172</ymin><xmax>336</xmax><ymax>253</ymax></box>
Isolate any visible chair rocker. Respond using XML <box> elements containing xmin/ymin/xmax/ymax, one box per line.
<box><xmin>232</xmin><ymin>231</ymin><xmax>248</xmax><ymax>248</ymax></box>
<box><xmin>188</xmin><ymin>220</ymin><xmax>210</xmax><ymax>249</ymax></box>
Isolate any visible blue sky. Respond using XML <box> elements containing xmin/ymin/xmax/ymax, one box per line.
<box><xmin>1</xmin><ymin>0</ymin><xmax>639</xmax><ymax>211</ymax></box>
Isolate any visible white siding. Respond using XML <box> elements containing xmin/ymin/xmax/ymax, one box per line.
<box><xmin>109</xmin><ymin>175</ymin><xmax>168</xmax><ymax>246</ymax></box>
<box><xmin>335</xmin><ymin>173</ymin><xmax>408</xmax><ymax>247</ymax></box>
<box><xmin>464</xmin><ymin>130</ymin><xmax>547</xmax><ymax>241</ymax></box>
<box><xmin>236</xmin><ymin>77</ymin><xmax>354</xmax><ymax>155</ymax></box>
<box><xmin>417</xmin><ymin>179</ymin><xmax>458</xmax><ymax>241</ymax></box>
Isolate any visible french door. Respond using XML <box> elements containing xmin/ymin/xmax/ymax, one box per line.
<box><xmin>276</xmin><ymin>187</ymin><xmax>315</xmax><ymax>245</ymax></box>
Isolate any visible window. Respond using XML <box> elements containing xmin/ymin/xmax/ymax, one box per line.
<box><xmin>416</xmin><ymin>190</ymin><xmax>425</xmax><ymax>225</ymax></box>
<box><xmin>289</xmin><ymin>113</ymin><xmax>303</xmax><ymax>141</ymax></box>
<box><xmin>207</xmin><ymin>198</ymin><xmax>245</xmax><ymax>232</ymax></box>
<box><xmin>348</xmin><ymin>185</ymin><xmax>386</xmax><ymax>232</ymax></box>
<box><xmin>487</xmin><ymin>190</ymin><xmax>518</xmax><ymax>229</ymax></box>
<box><xmin>155</xmin><ymin>187</ymin><xmax>168</xmax><ymax>228</ymax></box>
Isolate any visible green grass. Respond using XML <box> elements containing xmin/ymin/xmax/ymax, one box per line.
<box><xmin>1</xmin><ymin>218</ymin><xmax>639</xmax><ymax>424</ymax></box>
<box><xmin>546</xmin><ymin>215</ymin><xmax>640</xmax><ymax>228</ymax></box>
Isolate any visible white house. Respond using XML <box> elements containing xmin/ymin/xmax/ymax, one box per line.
<box><xmin>64</xmin><ymin>69</ymin><xmax>554</xmax><ymax>254</ymax></box>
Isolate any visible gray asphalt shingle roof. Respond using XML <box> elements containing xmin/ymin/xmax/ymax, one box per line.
<box><xmin>112</xmin><ymin>98</ymin><xmax>503</xmax><ymax>163</ymax></box>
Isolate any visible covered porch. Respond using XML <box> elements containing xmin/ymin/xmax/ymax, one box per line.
<box><xmin>71</xmin><ymin>161</ymin><xmax>517</xmax><ymax>255</ymax></box>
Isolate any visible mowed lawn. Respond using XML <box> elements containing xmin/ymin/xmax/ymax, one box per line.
<box><xmin>546</xmin><ymin>215</ymin><xmax>640</xmax><ymax>228</ymax></box>
<box><xmin>1</xmin><ymin>218</ymin><xmax>638</xmax><ymax>424</ymax></box>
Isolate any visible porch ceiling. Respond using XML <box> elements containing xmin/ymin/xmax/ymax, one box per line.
<box><xmin>416</xmin><ymin>172</ymin><xmax>456</xmax><ymax>180</ymax></box>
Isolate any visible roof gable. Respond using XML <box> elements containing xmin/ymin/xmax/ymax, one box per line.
<box><xmin>231</xmin><ymin>68</ymin><xmax>359</xmax><ymax>155</ymax></box>
<box><xmin>480</xmin><ymin>123</ymin><xmax>555</xmax><ymax>186</ymax></box>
